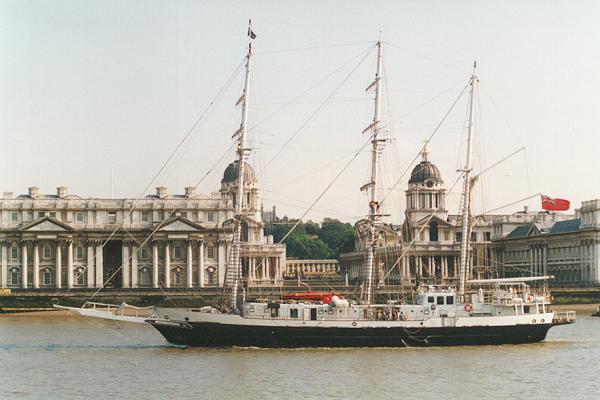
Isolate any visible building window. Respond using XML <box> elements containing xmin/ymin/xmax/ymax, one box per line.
<box><xmin>61</xmin><ymin>211</ymin><xmax>67</xmax><ymax>221</ymax></box>
<box><xmin>140</xmin><ymin>267</ymin><xmax>151</xmax><ymax>286</ymax></box>
<box><xmin>207</xmin><ymin>212</ymin><xmax>214</xmax><ymax>222</ymax></box>
<box><xmin>444</xmin><ymin>231</ymin><xmax>450</xmax><ymax>241</ymax></box>
<box><xmin>141</xmin><ymin>211</ymin><xmax>150</xmax><ymax>222</ymax></box>
<box><xmin>174</xmin><ymin>268</ymin><xmax>183</xmax><ymax>286</ymax></box>
<box><xmin>28</xmin><ymin>211</ymin><xmax>34</xmax><ymax>221</ymax></box>
<box><xmin>158</xmin><ymin>211</ymin><xmax>165</xmax><ymax>221</ymax></box>
<box><xmin>10</xmin><ymin>268</ymin><xmax>19</xmax><ymax>286</ymax></box>
<box><xmin>108</xmin><ymin>212</ymin><xmax>116</xmax><ymax>223</ymax></box>
<box><xmin>75</xmin><ymin>246</ymin><xmax>84</xmax><ymax>260</ymax></box>
<box><xmin>11</xmin><ymin>245</ymin><xmax>18</xmax><ymax>260</ymax></box>
<box><xmin>180</xmin><ymin>212</ymin><xmax>187</xmax><ymax>219</ymax></box>
<box><xmin>484</xmin><ymin>232</ymin><xmax>491</xmax><ymax>241</ymax></box>
<box><xmin>75</xmin><ymin>267</ymin><xmax>85</xmax><ymax>286</ymax></box>
<box><xmin>429</xmin><ymin>221</ymin><xmax>439</xmax><ymax>242</ymax></box>
<box><xmin>49</xmin><ymin>212</ymin><xmax>56</xmax><ymax>218</ymax></box>
<box><xmin>76</xmin><ymin>212</ymin><xmax>84</xmax><ymax>223</ymax></box>
<box><xmin>140</xmin><ymin>247</ymin><xmax>149</xmax><ymax>260</ymax></box>
<box><xmin>207</xmin><ymin>245</ymin><xmax>215</xmax><ymax>259</ymax></box>
<box><xmin>471</xmin><ymin>232</ymin><xmax>477</xmax><ymax>242</ymax></box>
<box><xmin>43</xmin><ymin>245</ymin><xmax>52</xmax><ymax>260</ymax></box>
<box><xmin>456</xmin><ymin>231</ymin><xmax>462</xmax><ymax>242</ymax></box>
<box><xmin>174</xmin><ymin>245</ymin><xmax>182</xmax><ymax>259</ymax></box>
<box><xmin>38</xmin><ymin>211</ymin><xmax>45</xmax><ymax>218</ymax></box>
<box><xmin>207</xmin><ymin>267</ymin><xmax>216</xmax><ymax>285</ymax></box>
<box><xmin>43</xmin><ymin>269</ymin><xmax>52</xmax><ymax>286</ymax></box>
<box><xmin>11</xmin><ymin>212</ymin><xmax>18</xmax><ymax>222</ymax></box>
<box><xmin>192</xmin><ymin>211</ymin><xmax>198</xmax><ymax>221</ymax></box>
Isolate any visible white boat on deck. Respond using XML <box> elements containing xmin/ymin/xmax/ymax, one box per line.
<box><xmin>55</xmin><ymin>301</ymin><xmax>157</xmax><ymax>324</ymax></box>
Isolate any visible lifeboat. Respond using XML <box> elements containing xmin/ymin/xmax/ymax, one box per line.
<box><xmin>283</xmin><ymin>292</ymin><xmax>344</xmax><ymax>304</ymax></box>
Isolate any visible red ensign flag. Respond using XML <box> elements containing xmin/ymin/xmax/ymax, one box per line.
<box><xmin>541</xmin><ymin>195</ymin><xmax>570</xmax><ymax>211</ymax></box>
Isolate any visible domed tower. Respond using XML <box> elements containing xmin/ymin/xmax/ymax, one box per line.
<box><xmin>220</xmin><ymin>160</ymin><xmax>261</xmax><ymax>218</ymax></box>
<box><xmin>404</xmin><ymin>144</ymin><xmax>448</xmax><ymax>240</ymax></box>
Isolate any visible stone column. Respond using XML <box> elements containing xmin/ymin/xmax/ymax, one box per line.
<box><xmin>186</xmin><ymin>241</ymin><xmax>193</xmax><ymax>288</ymax></box>
<box><xmin>1</xmin><ymin>242</ymin><xmax>7</xmax><ymax>288</ymax></box>
<box><xmin>248</xmin><ymin>257</ymin><xmax>255</xmax><ymax>284</ymax></box>
<box><xmin>131</xmin><ymin>245</ymin><xmax>138</xmax><ymax>288</ymax></box>
<box><xmin>198</xmin><ymin>241</ymin><xmax>205</xmax><ymax>288</ymax></box>
<box><xmin>164</xmin><ymin>242</ymin><xmax>170</xmax><ymax>288</ymax></box>
<box><xmin>55</xmin><ymin>243</ymin><xmax>62</xmax><ymax>289</ymax></box>
<box><xmin>22</xmin><ymin>243</ymin><xmax>28</xmax><ymax>289</ymax></box>
<box><xmin>152</xmin><ymin>242</ymin><xmax>159</xmax><ymax>288</ymax></box>
<box><xmin>67</xmin><ymin>241</ymin><xmax>74</xmax><ymax>289</ymax></box>
<box><xmin>122</xmin><ymin>244</ymin><xmax>130</xmax><ymax>288</ymax></box>
<box><xmin>33</xmin><ymin>243</ymin><xmax>39</xmax><ymax>288</ymax></box>
<box><xmin>86</xmin><ymin>245</ymin><xmax>95</xmax><ymax>288</ymax></box>
<box><xmin>95</xmin><ymin>245</ymin><xmax>103</xmax><ymax>288</ymax></box>
<box><xmin>217</xmin><ymin>241</ymin><xmax>226</xmax><ymax>287</ymax></box>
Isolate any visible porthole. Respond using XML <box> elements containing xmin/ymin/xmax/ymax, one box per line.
<box><xmin>541</xmin><ymin>319</ymin><xmax>545</xmax><ymax>323</ymax></box>
<box><xmin>352</xmin><ymin>322</ymin><xmax>357</xmax><ymax>326</ymax></box>
<box><xmin>164</xmin><ymin>315</ymin><xmax>169</xmax><ymax>320</ymax></box>
<box><xmin>532</xmin><ymin>319</ymin><xmax>536</xmax><ymax>323</ymax></box>
<box><xmin>184</xmin><ymin>317</ymin><xmax>189</xmax><ymax>322</ymax></box>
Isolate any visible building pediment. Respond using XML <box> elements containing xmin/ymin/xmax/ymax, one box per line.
<box><xmin>414</xmin><ymin>215</ymin><xmax>454</xmax><ymax>228</ymax></box>
<box><xmin>20</xmin><ymin>217</ymin><xmax>74</xmax><ymax>232</ymax></box>
<box><xmin>156</xmin><ymin>216</ymin><xmax>206</xmax><ymax>232</ymax></box>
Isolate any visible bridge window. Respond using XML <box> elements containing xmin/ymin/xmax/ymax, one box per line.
<box><xmin>290</xmin><ymin>308</ymin><xmax>299</xmax><ymax>318</ymax></box>
<box><xmin>446</xmin><ymin>296</ymin><xmax>454</xmax><ymax>305</ymax></box>
<box><xmin>437</xmin><ymin>296</ymin><xmax>444</xmax><ymax>305</ymax></box>
<box><xmin>428</xmin><ymin>296</ymin><xmax>434</xmax><ymax>303</ymax></box>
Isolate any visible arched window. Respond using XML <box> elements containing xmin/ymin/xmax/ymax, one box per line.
<box><xmin>429</xmin><ymin>221</ymin><xmax>439</xmax><ymax>242</ymax></box>
<box><xmin>140</xmin><ymin>267</ymin><xmax>151</xmax><ymax>286</ymax></box>
<box><xmin>43</xmin><ymin>268</ymin><xmax>52</xmax><ymax>286</ymax></box>
<box><xmin>75</xmin><ymin>267</ymin><xmax>85</xmax><ymax>286</ymax></box>
<box><xmin>241</xmin><ymin>221</ymin><xmax>249</xmax><ymax>242</ymax></box>
<box><xmin>207</xmin><ymin>267</ymin><xmax>216</xmax><ymax>285</ymax></box>
<box><xmin>10</xmin><ymin>267</ymin><xmax>19</xmax><ymax>286</ymax></box>
<box><xmin>174</xmin><ymin>268</ymin><xmax>183</xmax><ymax>286</ymax></box>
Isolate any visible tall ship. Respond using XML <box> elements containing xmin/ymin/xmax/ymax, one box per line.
<box><xmin>59</xmin><ymin>24</ymin><xmax>576</xmax><ymax>347</ymax></box>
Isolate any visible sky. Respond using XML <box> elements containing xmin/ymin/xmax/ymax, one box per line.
<box><xmin>1</xmin><ymin>0</ymin><xmax>599</xmax><ymax>224</ymax></box>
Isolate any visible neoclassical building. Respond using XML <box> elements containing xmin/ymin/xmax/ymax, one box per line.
<box><xmin>493</xmin><ymin>199</ymin><xmax>600</xmax><ymax>286</ymax></box>
<box><xmin>339</xmin><ymin>148</ymin><xmax>579</xmax><ymax>286</ymax></box>
<box><xmin>0</xmin><ymin>162</ymin><xmax>285</xmax><ymax>290</ymax></box>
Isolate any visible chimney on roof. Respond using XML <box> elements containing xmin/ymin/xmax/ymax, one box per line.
<box><xmin>184</xmin><ymin>186</ymin><xmax>195</xmax><ymax>198</ymax></box>
<box><xmin>28</xmin><ymin>186</ymin><xmax>39</xmax><ymax>199</ymax></box>
<box><xmin>3</xmin><ymin>192</ymin><xmax>13</xmax><ymax>199</ymax></box>
<box><xmin>156</xmin><ymin>186</ymin><xmax>168</xmax><ymax>199</ymax></box>
<box><xmin>57</xmin><ymin>186</ymin><xmax>68</xmax><ymax>198</ymax></box>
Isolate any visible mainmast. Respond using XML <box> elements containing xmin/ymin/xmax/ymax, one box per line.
<box><xmin>229</xmin><ymin>19</ymin><xmax>254</xmax><ymax>310</ymax></box>
<box><xmin>458</xmin><ymin>62</ymin><xmax>477</xmax><ymax>299</ymax></box>
<box><xmin>363</xmin><ymin>40</ymin><xmax>384</xmax><ymax>305</ymax></box>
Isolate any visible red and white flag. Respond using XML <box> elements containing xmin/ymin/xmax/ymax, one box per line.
<box><xmin>541</xmin><ymin>195</ymin><xmax>570</xmax><ymax>211</ymax></box>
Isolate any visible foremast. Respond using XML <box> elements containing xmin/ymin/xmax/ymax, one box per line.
<box><xmin>363</xmin><ymin>40</ymin><xmax>384</xmax><ymax>305</ymax></box>
<box><xmin>458</xmin><ymin>63</ymin><xmax>477</xmax><ymax>299</ymax></box>
<box><xmin>229</xmin><ymin>20</ymin><xmax>254</xmax><ymax>310</ymax></box>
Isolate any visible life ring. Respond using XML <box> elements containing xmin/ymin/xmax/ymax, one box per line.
<box><xmin>431</xmin><ymin>304</ymin><xmax>436</xmax><ymax>311</ymax></box>
<box><xmin>464</xmin><ymin>304</ymin><xmax>473</xmax><ymax>313</ymax></box>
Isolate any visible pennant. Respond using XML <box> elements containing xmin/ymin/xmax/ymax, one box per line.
<box><xmin>248</xmin><ymin>27</ymin><xmax>256</xmax><ymax>39</ymax></box>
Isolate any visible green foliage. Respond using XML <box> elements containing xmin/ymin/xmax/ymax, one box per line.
<box><xmin>265</xmin><ymin>218</ymin><xmax>356</xmax><ymax>260</ymax></box>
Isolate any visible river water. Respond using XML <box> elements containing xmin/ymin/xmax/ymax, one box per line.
<box><xmin>1</xmin><ymin>307</ymin><xmax>599</xmax><ymax>400</ymax></box>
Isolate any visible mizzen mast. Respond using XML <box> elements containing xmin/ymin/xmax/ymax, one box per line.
<box><xmin>362</xmin><ymin>39</ymin><xmax>384</xmax><ymax>305</ymax></box>
<box><xmin>229</xmin><ymin>19</ymin><xmax>255</xmax><ymax>310</ymax></box>
<box><xmin>458</xmin><ymin>62</ymin><xmax>477</xmax><ymax>299</ymax></box>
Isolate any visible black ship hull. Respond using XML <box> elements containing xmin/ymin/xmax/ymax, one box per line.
<box><xmin>149</xmin><ymin>320</ymin><xmax>554</xmax><ymax>348</ymax></box>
